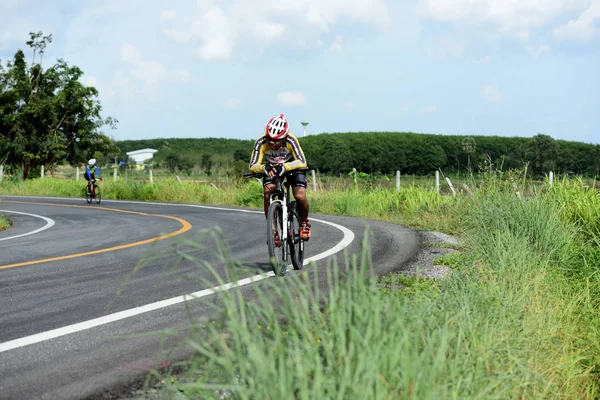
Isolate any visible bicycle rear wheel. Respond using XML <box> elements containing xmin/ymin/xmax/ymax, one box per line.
<box><xmin>267</xmin><ymin>201</ymin><xmax>287</xmax><ymax>276</ymax></box>
<box><xmin>94</xmin><ymin>185</ymin><xmax>101</xmax><ymax>204</ymax></box>
<box><xmin>289</xmin><ymin>201</ymin><xmax>304</xmax><ymax>270</ymax></box>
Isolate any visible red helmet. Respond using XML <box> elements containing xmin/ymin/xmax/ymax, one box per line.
<box><xmin>265</xmin><ymin>114</ymin><xmax>289</xmax><ymax>140</ymax></box>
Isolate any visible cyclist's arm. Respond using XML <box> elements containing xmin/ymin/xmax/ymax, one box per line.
<box><xmin>94</xmin><ymin>166</ymin><xmax>101</xmax><ymax>179</ymax></box>
<box><xmin>282</xmin><ymin>135</ymin><xmax>307</xmax><ymax>171</ymax></box>
<box><xmin>249</xmin><ymin>136</ymin><xmax>267</xmax><ymax>174</ymax></box>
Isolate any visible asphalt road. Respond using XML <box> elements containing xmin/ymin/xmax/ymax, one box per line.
<box><xmin>0</xmin><ymin>195</ymin><xmax>420</xmax><ymax>400</ymax></box>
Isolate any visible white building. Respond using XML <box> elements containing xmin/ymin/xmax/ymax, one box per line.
<box><xmin>126</xmin><ymin>148</ymin><xmax>158</xmax><ymax>165</ymax></box>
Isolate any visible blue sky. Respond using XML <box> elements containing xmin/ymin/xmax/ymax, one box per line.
<box><xmin>1</xmin><ymin>0</ymin><xmax>599</xmax><ymax>144</ymax></box>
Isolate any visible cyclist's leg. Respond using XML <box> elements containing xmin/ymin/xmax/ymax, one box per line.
<box><xmin>290</xmin><ymin>173</ymin><xmax>311</xmax><ymax>239</ymax></box>
<box><xmin>262</xmin><ymin>177</ymin><xmax>276</xmax><ymax>218</ymax></box>
<box><xmin>263</xmin><ymin>176</ymin><xmax>275</xmax><ymax>214</ymax></box>
<box><xmin>290</xmin><ymin>173</ymin><xmax>309</xmax><ymax>221</ymax></box>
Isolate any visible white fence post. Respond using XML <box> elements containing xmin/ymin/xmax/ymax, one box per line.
<box><xmin>509</xmin><ymin>175</ymin><xmax>521</xmax><ymax>199</ymax></box>
<box><xmin>549</xmin><ymin>171</ymin><xmax>554</xmax><ymax>187</ymax></box>
<box><xmin>0</xmin><ymin>165</ymin><xmax>3</xmax><ymax>182</ymax></box>
<box><xmin>113</xmin><ymin>167</ymin><xmax>117</xmax><ymax>182</ymax></box>
<box><xmin>352</xmin><ymin>168</ymin><xmax>357</xmax><ymax>185</ymax></box>
<box><xmin>445</xmin><ymin>177</ymin><xmax>456</xmax><ymax>196</ymax></box>
<box><xmin>76</xmin><ymin>166</ymin><xmax>79</xmax><ymax>181</ymax></box>
<box><xmin>462</xmin><ymin>184</ymin><xmax>473</xmax><ymax>196</ymax></box>
<box><xmin>41</xmin><ymin>165</ymin><xmax>44</xmax><ymax>179</ymax></box>
<box><xmin>311</xmin><ymin>170</ymin><xmax>317</xmax><ymax>192</ymax></box>
<box><xmin>149</xmin><ymin>169</ymin><xmax>153</xmax><ymax>183</ymax></box>
<box><xmin>435</xmin><ymin>170</ymin><xmax>440</xmax><ymax>194</ymax></box>
<box><xmin>396</xmin><ymin>170</ymin><xmax>400</xmax><ymax>192</ymax></box>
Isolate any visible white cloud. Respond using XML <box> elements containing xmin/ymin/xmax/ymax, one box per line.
<box><xmin>327</xmin><ymin>36</ymin><xmax>344</xmax><ymax>52</ymax></box>
<box><xmin>425</xmin><ymin>36</ymin><xmax>465</xmax><ymax>59</ymax></box>
<box><xmin>481</xmin><ymin>85</ymin><xmax>503</xmax><ymax>102</ymax></box>
<box><xmin>163</xmin><ymin>4</ymin><xmax>237</xmax><ymax>61</ymax></box>
<box><xmin>344</xmin><ymin>101</ymin><xmax>356</xmax><ymax>111</ymax></box>
<box><xmin>162</xmin><ymin>0</ymin><xmax>389</xmax><ymax>60</ymax></box>
<box><xmin>249</xmin><ymin>21</ymin><xmax>287</xmax><ymax>42</ymax></box>
<box><xmin>420</xmin><ymin>105</ymin><xmax>437</xmax><ymax>113</ymax></box>
<box><xmin>258</xmin><ymin>0</ymin><xmax>390</xmax><ymax>31</ymax></box>
<box><xmin>473</xmin><ymin>55</ymin><xmax>492</xmax><ymax>64</ymax></box>
<box><xmin>120</xmin><ymin>42</ymin><xmax>190</xmax><ymax>99</ymax></box>
<box><xmin>278</xmin><ymin>91</ymin><xmax>306</xmax><ymax>106</ymax></box>
<box><xmin>418</xmin><ymin>0</ymin><xmax>589</xmax><ymax>39</ymax></box>
<box><xmin>77</xmin><ymin>71</ymin><xmax>134</xmax><ymax>103</ymax></box>
<box><xmin>554</xmin><ymin>0</ymin><xmax>600</xmax><ymax>42</ymax></box>
<box><xmin>525</xmin><ymin>44</ymin><xmax>550</xmax><ymax>58</ymax></box>
<box><xmin>225</xmin><ymin>98</ymin><xmax>243</xmax><ymax>109</ymax></box>
<box><xmin>194</xmin><ymin>37</ymin><xmax>235</xmax><ymax>61</ymax></box>
<box><xmin>121</xmin><ymin>42</ymin><xmax>142</xmax><ymax>64</ymax></box>
<box><xmin>171</xmin><ymin>69</ymin><xmax>190</xmax><ymax>81</ymax></box>
<box><xmin>160</xmin><ymin>10</ymin><xmax>176</xmax><ymax>22</ymax></box>
<box><xmin>79</xmin><ymin>75</ymin><xmax>100</xmax><ymax>89</ymax></box>
<box><xmin>110</xmin><ymin>71</ymin><xmax>134</xmax><ymax>100</ymax></box>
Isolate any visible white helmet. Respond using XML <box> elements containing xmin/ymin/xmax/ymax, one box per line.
<box><xmin>88</xmin><ymin>158</ymin><xmax>96</xmax><ymax>166</ymax></box>
<box><xmin>265</xmin><ymin>114</ymin><xmax>290</xmax><ymax>140</ymax></box>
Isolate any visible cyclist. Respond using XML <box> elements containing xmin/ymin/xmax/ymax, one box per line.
<box><xmin>249</xmin><ymin>113</ymin><xmax>311</xmax><ymax>242</ymax></box>
<box><xmin>84</xmin><ymin>158</ymin><xmax>102</xmax><ymax>194</ymax></box>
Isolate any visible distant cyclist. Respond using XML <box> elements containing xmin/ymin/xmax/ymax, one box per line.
<box><xmin>84</xmin><ymin>158</ymin><xmax>102</xmax><ymax>194</ymax></box>
<box><xmin>249</xmin><ymin>113</ymin><xmax>311</xmax><ymax>241</ymax></box>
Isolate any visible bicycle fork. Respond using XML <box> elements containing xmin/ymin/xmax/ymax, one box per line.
<box><xmin>270</xmin><ymin>198</ymin><xmax>288</xmax><ymax>246</ymax></box>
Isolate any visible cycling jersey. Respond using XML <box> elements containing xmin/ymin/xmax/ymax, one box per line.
<box><xmin>84</xmin><ymin>165</ymin><xmax>101</xmax><ymax>181</ymax></box>
<box><xmin>249</xmin><ymin>133</ymin><xmax>307</xmax><ymax>174</ymax></box>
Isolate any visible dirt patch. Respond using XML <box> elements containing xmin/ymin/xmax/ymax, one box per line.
<box><xmin>399</xmin><ymin>230</ymin><xmax>461</xmax><ymax>280</ymax></box>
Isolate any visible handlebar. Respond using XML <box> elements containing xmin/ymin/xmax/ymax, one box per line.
<box><xmin>243</xmin><ymin>166</ymin><xmax>311</xmax><ymax>179</ymax></box>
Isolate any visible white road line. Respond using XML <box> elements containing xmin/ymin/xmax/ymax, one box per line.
<box><xmin>0</xmin><ymin>197</ymin><xmax>355</xmax><ymax>353</ymax></box>
<box><xmin>0</xmin><ymin>210</ymin><xmax>55</xmax><ymax>242</ymax></box>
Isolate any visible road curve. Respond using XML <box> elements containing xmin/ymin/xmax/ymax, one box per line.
<box><xmin>0</xmin><ymin>195</ymin><xmax>420</xmax><ymax>400</ymax></box>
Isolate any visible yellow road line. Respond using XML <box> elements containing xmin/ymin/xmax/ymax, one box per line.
<box><xmin>0</xmin><ymin>201</ymin><xmax>192</xmax><ymax>270</ymax></box>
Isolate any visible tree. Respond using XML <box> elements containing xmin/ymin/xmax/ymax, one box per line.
<box><xmin>462</xmin><ymin>137</ymin><xmax>476</xmax><ymax>177</ymax></box>
<box><xmin>164</xmin><ymin>152</ymin><xmax>180</xmax><ymax>173</ymax></box>
<box><xmin>233</xmin><ymin>149</ymin><xmax>248</xmax><ymax>163</ymax></box>
<box><xmin>201</xmin><ymin>154</ymin><xmax>213</xmax><ymax>176</ymax></box>
<box><xmin>525</xmin><ymin>134</ymin><xmax>558</xmax><ymax>177</ymax></box>
<box><xmin>0</xmin><ymin>31</ymin><xmax>117</xmax><ymax>179</ymax></box>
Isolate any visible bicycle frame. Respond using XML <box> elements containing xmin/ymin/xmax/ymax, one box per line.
<box><xmin>269</xmin><ymin>176</ymin><xmax>290</xmax><ymax>242</ymax></box>
<box><xmin>88</xmin><ymin>180</ymin><xmax>99</xmax><ymax>195</ymax></box>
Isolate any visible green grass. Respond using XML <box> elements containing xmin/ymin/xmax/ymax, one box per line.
<box><xmin>0</xmin><ymin>214</ymin><xmax>10</xmax><ymax>231</ymax></box>
<box><xmin>150</xmin><ymin>208</ymin><xmax>600</xmax><ymax>399</ymax></box>
<box><xmin>1</xmin><ymin>175</ymin><xmax>599</xmax><ymax>398</ymax></box>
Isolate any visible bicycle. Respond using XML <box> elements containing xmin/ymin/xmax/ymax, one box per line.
<box><xmin>244</xmin><ymin>167</ymin><xmax>310</xmax><ymax>276</ymax></box>
<box><xmin>85</xmin><ymin>179</ymin><xmax>102</xmax><ymax>204</ymax></box>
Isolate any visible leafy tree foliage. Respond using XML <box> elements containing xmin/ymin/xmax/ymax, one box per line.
<box><xmin>525</xmin><ymin>134</ymin><xmax>559</xmax><ymax>177</ymax></box>
<box><xmin>0</xmin><ymin>32</ymin><xmax>117</xmax><ymax>179</ymax></box>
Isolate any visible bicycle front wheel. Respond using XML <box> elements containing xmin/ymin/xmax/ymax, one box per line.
<box><xmin>267</xmin><ymin>201</ymin><xmax>287</xmax><ymax>276</ymax></box>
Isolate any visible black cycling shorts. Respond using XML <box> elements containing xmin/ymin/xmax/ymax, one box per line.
<box><xmin>263</xmin><ymin>171</ymin><xmax>307</xmax><ymax>188</ymax></box>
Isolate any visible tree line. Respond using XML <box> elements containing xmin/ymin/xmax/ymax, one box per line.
<box><xmin>116</xmin><ymin>132</ymin><xmax>600</xmax><ymax>178</ymax></box>
<box><xmin>299</xmin><ymin>132</ymin><xmax>600</xmax><ymax>178</ymax></box>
